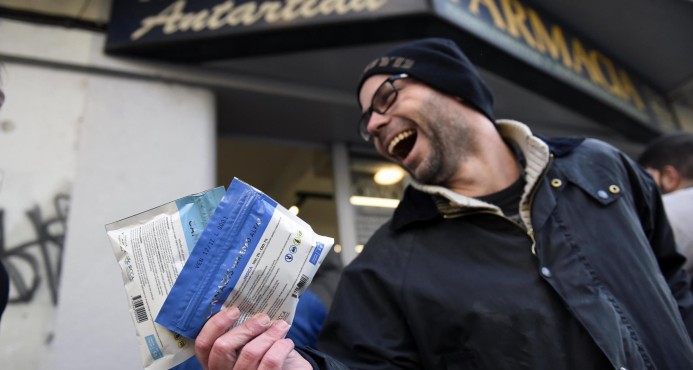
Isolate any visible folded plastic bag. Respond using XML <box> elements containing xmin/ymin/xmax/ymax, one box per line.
<box><xmin>156</xmin><ymin>178</ymin><xmax>334</xmax><ymax>339</ymax></box>
<box><xmin>105</xmin><ymin>187</ymin><xmax>225</xmax><ymax>370</ymax></box>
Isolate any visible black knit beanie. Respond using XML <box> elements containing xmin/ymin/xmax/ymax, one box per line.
<box><xmin>357</xmin><ymin>38</ymin><xmax>495</xmax><ymax>123</ymax></box>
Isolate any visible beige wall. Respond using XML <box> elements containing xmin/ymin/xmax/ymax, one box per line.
<box><xmin>0</xmin><ymin>18</ymin><xmax>216</xmax><ymax>370</ymax></box>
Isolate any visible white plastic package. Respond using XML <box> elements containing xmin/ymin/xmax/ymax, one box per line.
<box><xmin>156</xmin><ymin>178</ymin><xmax>334</xmax><ymax>339</ymax></box>
<box><xmin>105</xmin><ymin>187</ymin><xmax>225</xmax><ymax>369</ymax></box>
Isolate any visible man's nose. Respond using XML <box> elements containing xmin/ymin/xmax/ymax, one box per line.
<box><xmin>366</xmin><ymin>111</ymin><xmax>390</xmax><ymax>138</ymax></box>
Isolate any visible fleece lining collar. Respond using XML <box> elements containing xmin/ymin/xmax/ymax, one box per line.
<box><xmin>407</xmin><ymin>120</ymin><xmax>550</xmax><ymax>228</ymax></box>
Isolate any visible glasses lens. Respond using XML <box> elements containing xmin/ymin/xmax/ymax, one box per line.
<box><xmin>357</xmin><ymin>74</ymin><xmax>407</xmax><ymax>142</ymax></box>
<box><xmin>373</xmin><ymin>81</ymin><xmax>397</xmax><ymax>114</ymax></box>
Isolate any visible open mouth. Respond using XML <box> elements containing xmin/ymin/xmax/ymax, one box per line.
<box><xmin>387</xmin><ymin>129</ymin><xmax>417</xmax><ymax>160</ymax></box>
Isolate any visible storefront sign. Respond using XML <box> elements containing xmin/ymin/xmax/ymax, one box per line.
<box><xmin>432</xmin><ymin>0</ymin><xmax>676</xmax><ymax>129</ymax></box>
<box><xmin>130</xmin><ymin>0</ymin><xmax>389</xmax><ymax>40</ymax></box>
<box><xmin>106</xmin><ymin>0</ymin><xmax>427</xmax><ymax>58</ymax></box>
<box><xmin>106</xmin><ymin>0</ymin><xmax>677</xmax><ymax>134</ymax></box>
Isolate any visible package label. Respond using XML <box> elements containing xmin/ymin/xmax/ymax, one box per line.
<box><xmin>156</xmin><ymin>178</ymin><xmax>334</xmax><ymax>339</ymax></box>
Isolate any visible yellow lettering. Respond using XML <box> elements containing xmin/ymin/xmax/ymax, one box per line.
<box><xmin>226</xmin><ymin>2</ymin><xmax>258</xmax><ymax>25</ymax></box>
<box><xmin>363</xmin><ymin>56</ymin><xmax>415</xmax><ymax>73</ymax></box>
<box><xmin>299</xmin><ymin>0</ymin><xmax>321</xmax><ymax>17</ymax></box>
<box><xmin>460</xmin><ymin>0</ymin><xmax>646</xmax><ymax>112</ymax></box>
<box><xmin>595</xmin><ymin>52</ymin><xmax>625</xmax><ymax>97</ymax></box>
<box><xmin>377</xmin><ymin>57</ymin><xmax>390</xmax><ymax>67</ymax></box>
<box><xmin>130</xmin><ymin>0</ymin><xmax>390</xmax><ymax>40</ymax></box>
<box><xmin>180</xmin><ymin>10</ymin><xmax>209</xmax><ymax>32</ymax></box>
<box><xmin>618</xmin><ymin>69</ymin><xmax>646</xmax><ymax>110</ymax></box>
<box><xmin>500</xmin><ymin>0</ymin><xmax>535</xmax><ymax>47</ymax></box>
<box><xmin>208</xmin><ymin>1</ymin><xmax>232</xmax><ymax>30</ymax></box>
<box><xmin>392</xmin><ymin>57</ymin><xmax>414</xmax><ymax>69</ymax></box>
<box><xmin>571</xmin><ymin>39</ymin><xmax>608</xmax><ymax>88</ymax></box>
<box><xmin>319</xmin><ymin>0</ymin><xmax>350</xmax><ymax>14</ymax></box>
<box><xmin>346</xmin><ymin>0</ymin><xmax>387</xmax><ymax>12</ymax></box>
<box><xmin>527</xmin><ymin>9</ymin><xmax>571</xmax><ymax>68</ymax></box>
<box><xmin>281</xmin><ymin>0</ymin><xmax>304</xmax><ymax>21</ymax></box>
<box><xmin>469</xmin><ymin>0</ymin><xmax>506</xmax><ymax>30</ymax></box>
<box><xmin>258</xmin><ymin>1</ymin><xmax>283</xmax><ymax>23</ymax></box>
<box><xmin>131</xmin><ymin>0</ymin><xmax>185</xmax><ymax>40</ymax></box>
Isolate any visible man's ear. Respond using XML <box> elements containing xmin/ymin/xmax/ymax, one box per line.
<box><xmin>660</xmin><ymin>165</ymin><xmax>682</xmax><ymax>194</ymax></box>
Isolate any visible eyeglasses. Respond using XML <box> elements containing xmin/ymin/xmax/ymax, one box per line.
<box><xmin>358</xmin><ymin>73</ymin><xmax>409</xmax><ymax>142</ymax></box>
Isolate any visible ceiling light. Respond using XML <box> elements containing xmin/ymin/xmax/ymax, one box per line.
<box><xmin>349</xmin><ymin>195</ymin><xmax>399</xmax><ymax>208</ymax></box>
<box><xmin>373</xmin><ymin>167</ymin><xmax>405</xmax><ymax>185</ymax></box>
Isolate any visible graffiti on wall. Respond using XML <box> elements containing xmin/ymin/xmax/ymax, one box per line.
<box><xmin>0</xmin><ymin>194</ymin><xmax>70</xmax><ymax>306</ymax></box>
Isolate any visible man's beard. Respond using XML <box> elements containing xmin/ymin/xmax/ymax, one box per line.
<box><xmin>408</xmin><ymin>111</ymin><xmax>473</xmax><ymax>186</ymax></box>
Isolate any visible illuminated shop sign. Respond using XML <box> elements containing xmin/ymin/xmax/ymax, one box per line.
<box><xmin>432</xmin><ymin>0</ymin><xmax>676</xmax><ymax>129</ymax></box>
<box><xmin>106</xmin><ymin>0</ymin><xmax>676</xmax><ymax>132</ymax></box>
<box><xmin>129</xmin><ymin>0</ymin><xmax>391</xmax><ymax>40</ymax></box>
<box><xmin>106</xmin><ymin>0</ymin><xmax>426</xmax><ymax>56</ymax></box>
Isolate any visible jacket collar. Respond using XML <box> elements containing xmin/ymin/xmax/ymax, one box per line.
<box><xmin>390</xmin><ymin>120</ymin><xmax>584</xmax><ymax>231</ymax></box>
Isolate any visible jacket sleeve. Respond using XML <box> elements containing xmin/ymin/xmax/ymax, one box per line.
<box><xmin>624</xmin><ymin>152</ymin><xmax>693</xmax><ymax>337</ymax></box>
<box><xmin>295</xmin><ymin>346</ymin><xmax>350</xmax><ymax>370</ymax></box>
<box><xmin>311</xmin><ymin>231</ymin><xmax>422</xmax><ymax>369</ymax></box>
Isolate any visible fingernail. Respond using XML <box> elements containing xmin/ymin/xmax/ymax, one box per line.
<box><xmin>253</xmin><ymin>313</ymin><xmax>271</xmax><ymax>326</ymax></box>
<box><xmin>225</xmin><ymin>306</ymin><xmax>240</xmax><ymax>319</ymax></box>
<box><xmin>274</xmin><ymin>320</ymin><xmax>290</xmax><ymax>330</ymax></box>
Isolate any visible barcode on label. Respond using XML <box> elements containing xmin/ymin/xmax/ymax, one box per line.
<box><xmin>132</xmin><ymin>295</ymin><xmax>149</xmax><ymax>323</ymax></box>
<box><xmin>292</xmin><ymin>274</ymin><xmax>309</xmax><ymax>298</ymax></box>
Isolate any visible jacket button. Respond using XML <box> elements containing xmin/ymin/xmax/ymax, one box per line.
<box><xmin>541</xmin><ymin>267</ymin><xmax>552</xmax><ymax>277</ymax></box>
<box><xmin>550</xmin><ymin>178</ymin><xmax>562</xmax><ymax>188</ymax></box>
<box><xmin>609</xmin><ymin>185</ymin><xmax>621</xmax><ymax>194</ymax></box>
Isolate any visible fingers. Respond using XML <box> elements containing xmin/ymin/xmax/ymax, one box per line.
<box><xmin>257</xmin><ymin>338</ymin><xmax>296</xmax><ymax>370</ymax></box>
<box><xmin>207</xmin><ymin>313</ymin><xmax>271</xmax><ymax>369</ymax></box>
<box><xmin>196</xmin><ymin>308</ymin><xmax>294</xmax><ymax>370</ymax></box>
<box><xmin>231</xmin><ymin>319</ymin><xmax>292</xmax><ymax>369</ymax></box>
<box><xmin>196</xmin><ymin>306</ymin><xmax>242</xmax><ymax>369</ymax></box>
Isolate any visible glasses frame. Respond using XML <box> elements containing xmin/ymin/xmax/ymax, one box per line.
<box><xmin>358</xmin><ymin>73</ymin><xmax>409</xmax><ymax>142</ymax></box>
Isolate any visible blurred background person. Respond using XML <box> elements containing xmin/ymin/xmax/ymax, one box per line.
<box><xmin>638</xmin><ymin>132</ymin><xmax>693</xmax><ymax>274</ymax></box>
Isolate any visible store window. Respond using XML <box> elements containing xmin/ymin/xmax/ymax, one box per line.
<box><xmin>349</xmin><ymin>156</ymin><xmax>408</xmax><ymax>252</ymax></box>
<box><xmin>217</xmin><ymin>138</ymin><xmax>409</xmax><ymax>265</ymax></box>
<box><xmin>216</xmin><ymin>136</ymin><xmax>338</xmax><ymax>245</ymax></box>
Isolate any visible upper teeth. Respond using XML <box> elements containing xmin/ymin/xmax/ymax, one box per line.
<box><xmin>388</xmin><ymin>130</ymin><xmax>415</xmax><ymax>155</ymax></box>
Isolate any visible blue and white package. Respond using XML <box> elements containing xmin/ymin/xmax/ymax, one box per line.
<box><xmin>106</xmin><ymin>187</ymin><xmax>225</xmax><ymax>370</ymax></box>
<box><xmin>156</xmin><ymin>178</ymin><xmax>334</xmax><ymax>339</ymax></box>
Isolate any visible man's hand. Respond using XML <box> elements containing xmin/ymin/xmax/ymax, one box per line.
<box><xmin>195</xmin><ymin>306</ymin><xmax>312</xmax><ymax>370</ymax></box>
